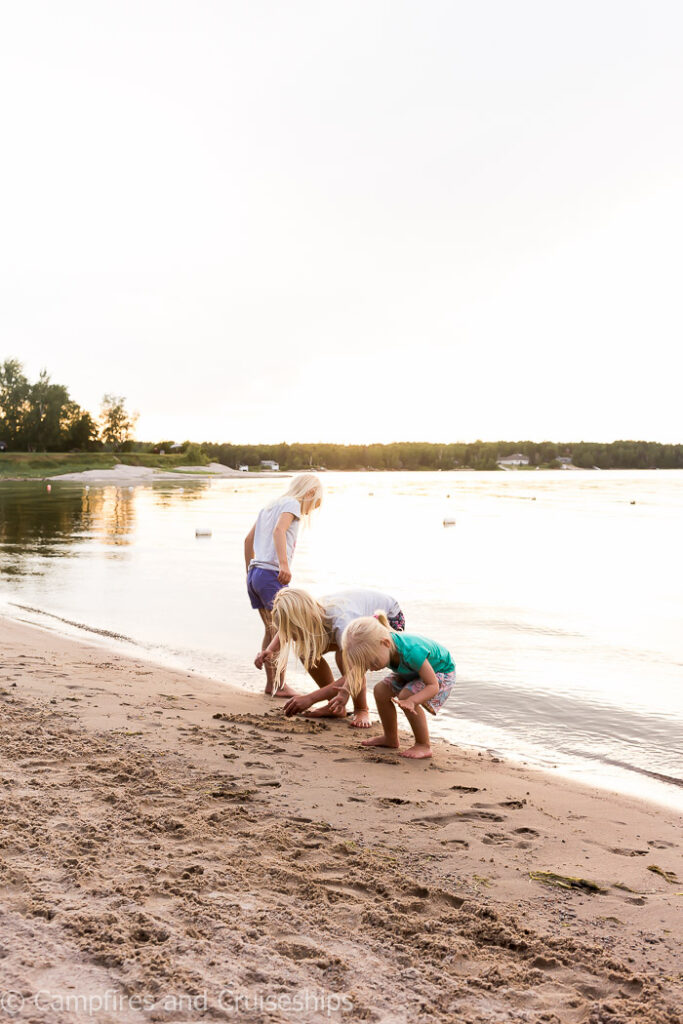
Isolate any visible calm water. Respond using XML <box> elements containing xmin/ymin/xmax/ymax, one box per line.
<box><xmin>1</xmin><ymin>470</ymin><xmax>681</xmax><ymax>809</ymax></box>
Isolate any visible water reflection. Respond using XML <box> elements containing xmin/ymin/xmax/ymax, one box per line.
<box><xmin>0</xmin><ymin>481</ymin><xmax>208</xmax><ymax>575</ymax></box>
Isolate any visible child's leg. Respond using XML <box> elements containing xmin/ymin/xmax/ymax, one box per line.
<box><xmin>396</xmin><ymin>687</ymin><xmax>432</xmax><ymax>759</ymax></box>
<box><xmin>361</xmin><ymin>680</ymin><xmax>399</xmax><ymax>748</ymax></box>
<box><xmin>257</xmin><ymin>609</ymin><xmax>296</xmax><ymax>697</ymax></box>
<box><xmin>334</xmin><ymin>652</ymin><xmax>370</xmax><ymax>728</ymax></box>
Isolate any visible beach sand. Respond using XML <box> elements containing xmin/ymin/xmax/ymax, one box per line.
<box><xmin>0</xmin><ymin>617</ymin><xmax>680</xmax><ymax>1023</ymax></box>
<box><xmin>48</xmin><ymin>463</ymin><xmax>280</xmax><ymax>484</ymax></box>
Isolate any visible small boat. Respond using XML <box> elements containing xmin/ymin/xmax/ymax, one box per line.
<box><xmin>442</xmin><ymin>517</ymin><xmax>456</xmax><ymax>527</ymax></box>
<box><xmin>195</xmin><ymin>527</ymin><xmax>212</xmax><ymax>537</ymax></box>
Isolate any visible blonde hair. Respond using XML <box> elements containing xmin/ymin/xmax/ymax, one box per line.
<box><xmin>272</xmin><ymin>588</ymin><xmax>334</xmax><ymax>688</ymax></box>
<box><xmin>267</xmin><ymin>473</ymin><xmax>323</xmax><ymax>519</ymax></box>
<box><xmin>341</xmin><ymin>612</ymin><xmax>395</xmax><ymax>697</ymax></box>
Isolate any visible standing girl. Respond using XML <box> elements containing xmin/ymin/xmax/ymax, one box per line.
<box><xmin>244</xmin><ymin>473</ymin><xmax>323</xmax><ymax>697</ymax></box>
<box><xmin>342</xmin><ymin>613</ymin><xmax>455</xmax><ymax>759</ymax></box>
<box><xmin>257</xmin><ymin>588</ymin><xmax>404</xmax><ymax>727</ymax></box>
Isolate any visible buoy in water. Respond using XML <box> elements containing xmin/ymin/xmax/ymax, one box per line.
<box><xmin>85</xmin><ymin>485</ymin><xmax>90</xmax><ymax>492</ymax></box>
<box><xmin>443</xmin><ymin>517</ymin><xmax>456</xmax><ymax>526</ymax></box>
<box><xmin>195</xmin><ymin>527</ymin><xmax>212</xmax><ymax>537</ymax></box>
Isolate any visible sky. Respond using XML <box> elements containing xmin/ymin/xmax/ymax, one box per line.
<box><xmin>1</xmin><ymin>1</ymin><xmax>682</xmax><ymax>445</ymax></box>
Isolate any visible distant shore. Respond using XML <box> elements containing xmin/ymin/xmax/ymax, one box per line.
<box><xmin>0</xmin><ymin>615</ymin><xmax>680</xmax><ymax>1023</ymax></box>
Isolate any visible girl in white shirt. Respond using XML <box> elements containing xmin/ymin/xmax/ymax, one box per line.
<box><xmin>244</xmin><ymin>474</ymin><xmax>323</xmax><ymax>696</ymax></box>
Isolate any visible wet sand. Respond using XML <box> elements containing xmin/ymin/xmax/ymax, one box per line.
<box><xmin>0</xmin><ymin>617</ymin><xmax>681</xmax><ymax>1023</ymax></box>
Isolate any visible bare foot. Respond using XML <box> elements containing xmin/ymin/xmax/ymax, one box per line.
<box><xmin>399</xmin><ymin>744</ymin><xmax>432</xmax><ymax>759</ymax></box>
<box><xmin>361</xmin><ymin>734</ymin><xmax>399</xmax><ymax>749</ymax></box>
<box><xmin>303</xmin><ymin>703</ymin><xmax>346</xmax><ymax>719</ymax></box>
<box><xmin>349</xmin><ymin>709</ymin><xmax>371</xmax><ymax>728</ymax></box>
<box><xmin>266</xmin><ymin>685</ymin><xmax>297</xmax><ymax>698</ymax></box>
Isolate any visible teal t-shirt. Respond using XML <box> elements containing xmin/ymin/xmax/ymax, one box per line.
<box><xmin>390</xmin><ymin>631</ymin><xmax>454</xmax><ymax>678</ymax></box>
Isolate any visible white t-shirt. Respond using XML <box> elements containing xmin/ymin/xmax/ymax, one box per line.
<box><xmin>249</xmin><ymin>497</ymin><xmax>300</xmax><ymax>572</ymax></box>
<box><xmin>321</xmin><ymin>589</ymin><xmax>402</xmax><ymax>646</ymax></box>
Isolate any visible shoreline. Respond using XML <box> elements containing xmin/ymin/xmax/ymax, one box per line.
<box><xmin>7</xmin><ymin>601</ymin><xmax>682</xmax><ymax>813</ymax></box>
<box><xmin>1</xmin><ymin>616</ymin><xmax>680</xmax><ymax>1022</ymax></box>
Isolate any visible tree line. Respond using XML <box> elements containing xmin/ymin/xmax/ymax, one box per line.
<box><xmin>0</xmin><ymin>359</ymin><xmax>137</xmax><ymax>451</ymax></box>
<box><xmin>203</xmin><ymin>440</ymin><xmax>683</xmax><ymax>471</ymax></box>
<box><xmin>2</xmin><ymin>359</ymin><xmax>682</xmax><ymax>468</ymax></box>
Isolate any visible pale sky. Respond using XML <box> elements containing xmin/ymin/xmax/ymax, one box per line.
<box><xmin>1</xmin><ymin>1</ymin><xmax>682</xmax><ymax>444</ymax></box>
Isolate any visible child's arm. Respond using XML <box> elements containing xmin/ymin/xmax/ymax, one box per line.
<box><xmin>395</xmin><ymin>660</ymin><xmax>439</xmax><ymax>714</ymax></box>
<box><xmin>272</xmin><ymin>512</ymin><xmax>295</xmax><ymax>583</ymax></box>
<box><xmin>244</xmin><ymin>523</ymin><xmax>256</xmax><ymax>571</ymax></box>
<box><xmin>255</xmin><ymin>634</ymin><xmax>281</xmax><ymax>670</ymax></box>
<box><xmin>283</xmin><ymin>680</ymin><xmax>344</xmax><ymax>717</ymax></box>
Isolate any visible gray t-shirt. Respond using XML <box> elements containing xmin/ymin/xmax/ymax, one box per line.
<box><xmin>321</xmin><ymin>589</ymin><xmax>402</xmax><ymax>646</ymax></box>
<box><xmin>249</xmin><ymin>497</ymin><xmax>300</xmax><ymax>572</ymax></box>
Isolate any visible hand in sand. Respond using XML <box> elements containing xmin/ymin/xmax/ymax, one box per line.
<box><xmin>283</xmin><ymin>694</ymin><xmax>313</xmax><ymax>717</ymax></box>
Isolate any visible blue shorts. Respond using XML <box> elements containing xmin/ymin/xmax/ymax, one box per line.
<box><xmin>247</xmin><ymin>566</ymin><xmax>286</xmax><ymax>611</ymax></box>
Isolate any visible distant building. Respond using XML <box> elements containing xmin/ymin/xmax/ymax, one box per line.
<box><xmin>260</xmin><ymin>460</ymin><xmax>279</xmax><ymax>471</ymax></box>
<box><xmin>238</xmin><ymin>465</ymin><xmax>249</xmax><ymax>472</ymax></box>
<box><xmin>556</xmin><ymin>456</ymin><xmax>573</xmax><ymax>468</ymax></box>
<box><xmin>497</xmin><ymin>453</ymin><xmax>530</xmax><ymax>467</ymax></box>
<box><xmin>170</xmin><ymin>443</ymin><xmax>184</xmax><ymax>452</ymax></box>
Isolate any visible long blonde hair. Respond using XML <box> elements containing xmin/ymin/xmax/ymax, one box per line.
<box><xmin>341</xmin><ymin>612</ymin><xmax>396</xmax><ymax>697</ymax></box>
<box><xmin>267</xmin><ymin>473</ymin><xmax>323</xmax><ymax>519</ymax></box>
<box><xmin>272</xmin><ymin>588</ymin><xmax>334</xmax><ymax>688</ymax></box>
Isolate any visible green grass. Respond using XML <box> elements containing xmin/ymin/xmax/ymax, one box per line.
<box><xmin>0</xmin><ymin>452</ymin><xmax>206</xmax><ymax>479</ymax></box>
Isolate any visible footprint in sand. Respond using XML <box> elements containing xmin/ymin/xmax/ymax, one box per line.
<box><xmin>413</xmin><ymin>809</ymin><xmax>506</xmax><ymax>825</ymax></box>
<box><xmin>473</xmin><ymin>799</ymin><xmax>525</xmax><ymax>810</ymax></box>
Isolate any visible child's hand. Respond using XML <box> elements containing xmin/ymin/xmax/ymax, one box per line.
<box><xmin>394</xmin><ymin>697</ymin><xmax>418</xmax><ymax>716</ymax></box>
<box><xmin>278</xmin><ymin>564</ymin><xmax>292</xmax><ymax>584</ymax></box>
<box><xmin>254</xmin><ymin>651</ymin><xmax>265</xmax><ymax>670</ymax></box>
<box><xmin>283</xmin><ymin>694</ymin><xmax>312</xmax><ymax>717</ymax></box>
<box><xmin>327</xmin><ymin>688</ymin><xmax>350</xmax><ymax>715</ymax></box>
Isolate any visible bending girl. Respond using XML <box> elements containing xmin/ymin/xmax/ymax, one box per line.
<box><xmin>342</xmin><ymin>613</ymin><xmax>455</xmax><ymax>759</ymax></box>
<box><xmin>256</xmin><ymin>588</ymin><xmax>404</xmax><ymax>727</ymax></box>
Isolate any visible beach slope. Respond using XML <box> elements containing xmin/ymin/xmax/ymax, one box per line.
<box><xmin>0</xmin><ymin>618</ymin><xmax>680</xmax><ymax>1023</ymax></box>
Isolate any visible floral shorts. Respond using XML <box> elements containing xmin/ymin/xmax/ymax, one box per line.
<box><xmin>388</xmin><ymin>609</ymin><xmax>405</xmax><ymax>632</ymax></box>
<box><xmin>382</xmin><ymin>669</ymin><xmax>455</xmax><ymax>714</ymax></box>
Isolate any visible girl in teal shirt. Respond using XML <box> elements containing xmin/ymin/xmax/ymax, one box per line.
<box><xmin>340</xmin><ymin>612</ymin><xmax>455</xmax><ymax>760</ymax></box>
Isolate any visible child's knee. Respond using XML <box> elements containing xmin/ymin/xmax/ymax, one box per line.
<box><xmin>374</xmin><ymin>680</ymin><xmax>392</xmax><ymax>699</ymax></box>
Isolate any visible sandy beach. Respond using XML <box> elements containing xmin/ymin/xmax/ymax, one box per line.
<box><xmin>0</xmin><ymin>617</ymin><xmax>680</xmax><ymax>1023</ymax></box>
<box><xmin>46</xmin><ymin>464</ymin><xmax>281</xmax><ymax>484</ymax></box>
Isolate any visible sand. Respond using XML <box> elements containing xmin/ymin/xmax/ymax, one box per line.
<box><xmin>49</xmin><ymin>463</ymin><xmax>281</xmax><ymax>484</ymax></box>
<box><xmin>0</xmin><ymin>617</ymin><xmax>680</xmax><ymax>1023</ymax></box>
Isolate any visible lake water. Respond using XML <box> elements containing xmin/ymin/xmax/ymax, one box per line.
<box><xmin>1</xmin><ymin>469</ymin><xmax>681</xmax><ymax>809</ymax></box>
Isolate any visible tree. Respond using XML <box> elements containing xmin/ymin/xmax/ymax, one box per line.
<box><xmin>64</xmin><ymin>405</ymin><xmax>100</xmax><ymax>450</ymax></box>
<box><xmin>23</xmin><ymin>370</ymin><xmax>72</xmax><ymax>450</ymax></box>
<box><xmin>0</xmin><ymin>359</ymin><xmax>30</xmax><ymax>447</ymax></box>
<box><xmin>100</xmin><ymin>394</ymin><xmax>138</xmax><ymax>450</ymax></box>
